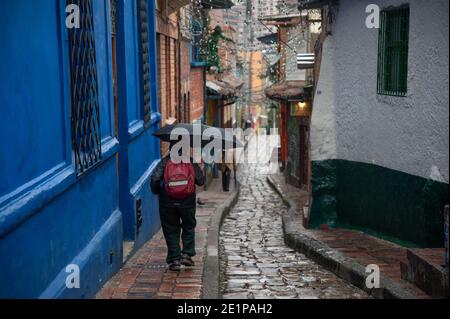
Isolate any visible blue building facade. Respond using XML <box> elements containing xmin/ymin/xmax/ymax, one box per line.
<box><xmin>0</xmin><ymin>0</ymin><xmax>161</xmax><ymax>298</ymax></box>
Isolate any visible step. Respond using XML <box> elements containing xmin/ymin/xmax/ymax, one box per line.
<box><xmin>400</xmin><ymin>248</ymin><xmax>449</xmax><ymax>298</ymax></box>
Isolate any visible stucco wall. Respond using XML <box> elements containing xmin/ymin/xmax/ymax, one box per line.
<box><xmin>311</xmin><ymin>0</ymin><xmax>449</xmax><ymax>182</ymax></box>
<box><xmin>311</xmin><ymin>38</ymin><xmax>338</xmax><ymax>162</ymax></box>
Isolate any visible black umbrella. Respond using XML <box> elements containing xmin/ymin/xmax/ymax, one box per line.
<box><xmin>153</xmin><ymin>123</ymin><xmax>244</xmax><ymax>149</ymax></box>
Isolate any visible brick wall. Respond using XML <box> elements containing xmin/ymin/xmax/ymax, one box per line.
<box><xmin>156</xmin><ymin>9</ymin><xmax>179</xmax><ymax>126</ymax></box>
<box><xmin>155</xmin><ymin>7</ymin><xmax>205</xmax><ymax>156</ymax></box>
<box><xmin>179</xmin><ymin>39</ymin><xmax>191</xmax><ymax>123</ymax></box>
<box><xmin>190</xmin><ymin>67</ymin><xmax>204</xmax><ymax>122</ymax></box>
<box><xmin>156</xmin><ymin>9</ymin><xmax>180</xmax><ymax>156</ymax></box>
<box><xmin>157</xmin><ymin>34</ymin><xmax>179</xmax><ymax>119</ymax></box>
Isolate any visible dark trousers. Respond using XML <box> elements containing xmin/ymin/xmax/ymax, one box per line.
<box><xmin>159</xmin><ymin>206</ymin><xmax>197</xmax><ymax>264</ymax></box>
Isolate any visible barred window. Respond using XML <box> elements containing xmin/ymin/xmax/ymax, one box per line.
<box><xmin>67</xmin><ymin>0</ymin><xmax>102</xmax><ymax>175</ymax></box>
<box><xmin>377</xmin><ymin>6</ymin><xmax>410</xmax><ymax>97</ymax></box>
<box><xmin>139</xmin><ymin>0</ymin><xmax>152</xmax><ymax>126</ymax></box>
<box><xmin>192</xmin><ymin>20</ymin><xmax>204</xmax><ymax>63</ymax></box>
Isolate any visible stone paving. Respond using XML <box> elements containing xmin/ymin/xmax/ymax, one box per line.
<box><xmin>269</xmin><ymin>171</ymin><xmax>433</xmax><ymax>298</ymax></box>
<box><xmin>96</xmin><ymin>182</ymin><xmax>234</xmax><ymax>299</ymax></box>
<box><xmin>220</xmin><ymin>149</ymin><xmax>368</xmax><ymax>299</ymax></box>
<box><xmin>98</xmin><ymin>135</ymin><xmax>369</xmax><ymax>299</ymax></box>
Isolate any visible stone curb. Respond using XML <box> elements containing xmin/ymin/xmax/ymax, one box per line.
<box><xmin>267</xmin><ymin>175</ymin><xmax>417</xmax><ymax>299</ymax></box>
<box><xmin>202</xmin><ymin>182</ymin><xmax>241</xmax><ymax>299</ymax></box>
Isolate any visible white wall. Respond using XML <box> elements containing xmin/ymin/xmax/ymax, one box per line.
<box><xmin>311</xmin><ymin>0</ymin><xmax>449</xmax><ymax>182</ymax></box>
<box><xmin>311</xmin><ymin>38</ymin><xmax>338</xmax><ymax>161</ymax></box>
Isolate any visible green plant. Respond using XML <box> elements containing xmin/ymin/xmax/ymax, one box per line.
<box><xmin>205</xmin><ymin>26</ymin><xmax>234</xmax><ymax>73</ymax></box>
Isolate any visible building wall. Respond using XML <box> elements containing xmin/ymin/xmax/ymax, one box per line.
<box><xmin>156</xmin><ymin>8</ymin><xmax>179</xmax><ymax>156</ymax></box>
<box><xmin>0</xmin><ymin>0</ymin><xmax>122</xmax><ymax>298</ymax></box>
<box><xmin>116</xmin><ymin>0</ymin><xmax>161</xmax><ymax>249</ymax></box>
<box><xmin>310</xmin><ymin>0</ymin><xmax>449</xmax><ymax>247</ymax></box>
<box><xmin>0</xmin><ymin>0</ymin><xmax>162</xmax><ymax>298</ymax></box>
<box><xmin>286</xmin><ymin>25</ymin><xmax>308</xmax><ymax>82</ymax></box>
<box><xmin>180</xmin><ymin>38</ymin><xmax>191</xmax><ymax>123</ymax></box>
<box><xmin>250</xmin><ymin>51</ymin><xmax>267</xmax><ymax>129</ymax></box>
<box><xmin>156</xmin><ymin>10</ymin><xmax>179</xmax><ymax>123</ymax></box>
<box><xmin>190</xmin><ymin>67</ymin><xmax>205</xmax><ymax>122</ymax></box>
<box><xmin>279</xmin><ymin>27</ymin><xmax>288</xmax><ymax>81</ymax></box>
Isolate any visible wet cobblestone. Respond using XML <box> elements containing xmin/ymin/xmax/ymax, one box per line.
<box><xmin>219</xmin><ymin>156</ymin><xmax>368</xmax><ymax>299</ymax></box>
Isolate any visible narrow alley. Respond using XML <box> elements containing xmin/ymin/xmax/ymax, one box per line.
<box><xmin>219</xmin><ymin>139</ymin><xmax>368</xmax><ymax>299</ymax></box>
<box><xmin>0</xmin><ymin>0</ymin><xmax>448</xmax><ymax>302</ymax></box>
<box><xmin>97</xmin><ymin>135</ymin><xmax>367</xmax><ymax>299</ymax></box>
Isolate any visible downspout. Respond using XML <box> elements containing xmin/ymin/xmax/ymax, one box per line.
<box><xmin>203</xmin><ymin>66</ymin><xmax>208</xmax><ymax>191</ymax></box>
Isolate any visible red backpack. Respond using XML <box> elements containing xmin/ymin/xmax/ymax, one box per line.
<box><xmin>164</xmin><ymin>160</ymin><xmax>196</xmax><ymax>199</ymax></box>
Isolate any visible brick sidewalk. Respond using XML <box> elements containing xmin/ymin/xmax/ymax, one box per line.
<box><xmin>96</xmin><ymin>179</ymin><xmax>235</xmax><ymax>299</ymax></box>
<box><xmin>269</xmin><ymin>172</ymin><xmax>438</xmax><ymax>298</ymax></box>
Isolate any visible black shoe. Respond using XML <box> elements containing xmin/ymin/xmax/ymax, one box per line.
<box><xmin>168</xmin><ymin>260</ymin><xmax>181</xmax><ymax>272</ymax></box>
<box><xmin>180</xmin><ymin>254</ymin><xmax>195</xmax><ymax>267</ymax></box>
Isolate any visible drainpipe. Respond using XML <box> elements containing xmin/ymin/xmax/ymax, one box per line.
<box><xmin>203</xmin><ymin>66</ymin><xmax>208</xmax><ymax>191</ymax></box>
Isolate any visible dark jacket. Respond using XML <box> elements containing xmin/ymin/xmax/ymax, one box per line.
<box><xmin>151</xmin><ymin>156</ymin><xmax>205</xmax><ymax>208</ymax></box>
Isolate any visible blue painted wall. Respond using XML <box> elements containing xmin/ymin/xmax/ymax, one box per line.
<box><xmin>0</xmin><ymin>0</ymin><xmax>161</xmax><ymax>298</ymax></box>
<box><xmin>115</xmin><ymin>0</ymin><xmax>161</xmax><ymax>249</ymax></box>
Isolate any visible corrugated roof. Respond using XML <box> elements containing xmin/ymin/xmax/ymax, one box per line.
<box><xmin>257</xmin><ymin>33</ymin><xmax>278</xmax><ymax>45</ymax></box>
<box><xmin>207</xmin><ymin>74</ymin><xmax>243</xmax><ymax>98</ymax></box>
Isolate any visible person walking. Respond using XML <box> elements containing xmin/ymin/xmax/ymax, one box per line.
<box><xmin>151</xmin><ymin>144</ymin><xmax>205</xmax><ymax>271</ymax></box>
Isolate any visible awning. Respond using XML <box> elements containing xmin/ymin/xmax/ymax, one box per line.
<box><xmin>265</xmin><ymin>81</ymin><xmax>307</xmax><ymax>101</ymax></box>
<box><xmin>258</xmin><ymin>12</ymin><xmax>306</xmax><ymax>26</ymax></box>
<box><xmin>259</xmin><ymin>13</ymin><xmax>303</xmax><ymax>22</ymax></box>
<box><xmin>257</xmin><ymin>33</ymin><xmax>278</xmax><ymax>45</ymax></box>
<box><xmin>201</xmin><ymin>0</ymin><xmax>235</xmax><ymax>9</ymax></box>
<box><xmin>221</xmin><ymin>75</ymin><xmax>244</xmax><ymax>90</ymax></box>
<box><xmin>207</xmin><ymin>80</ymin><xmax>236</xmax><ymax>98</ymax></box>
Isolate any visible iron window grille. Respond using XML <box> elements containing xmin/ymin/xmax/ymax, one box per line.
<box><xmin>377</xmin><ymin>5</ymin><xmax>410</xmax><ymax>97</ymax></box>
<box><xmin>139</xmin><ymin>0</ymin><xmax>152</xmax><ymax>126</ymax></box>
<box><xmin>67</xmin><ymin>0</ymin><xmax>102</xmax><ymax>175</ymax></box>
<box><xmin>191</xmin><ymin>20</ymin><xmax>204</xmax><ymax>64</ymax></box>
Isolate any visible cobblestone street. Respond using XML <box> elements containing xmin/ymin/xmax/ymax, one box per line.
<box><xmin>220</xmin><ymin>142</ymin><xmax>368</xmax><ymax>299</ymax></box>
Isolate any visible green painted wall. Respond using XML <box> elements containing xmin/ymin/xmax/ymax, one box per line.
<box><xmin>310</xmin><ymin>160</ymin><xmax>449</xmax><ymax>248</ymax></box>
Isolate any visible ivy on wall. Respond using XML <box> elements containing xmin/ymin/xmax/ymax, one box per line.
<box><xmin>204</xmin><ymin>25</ymin><xmax>234</xmax><ymax>73</ymax></box>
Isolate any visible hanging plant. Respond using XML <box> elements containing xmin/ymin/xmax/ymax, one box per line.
<box><xmin>205</xmin><ymin>25</ymin><xmax>234</xmax><ymax>73</ymax></box>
